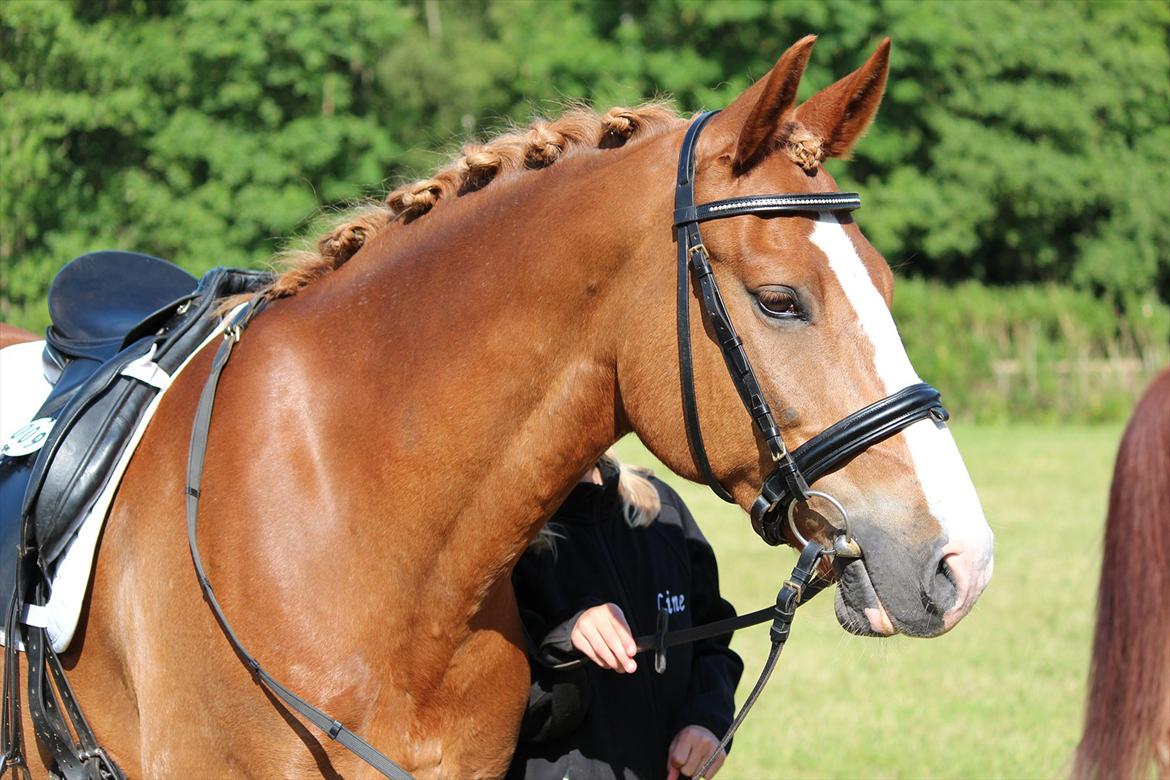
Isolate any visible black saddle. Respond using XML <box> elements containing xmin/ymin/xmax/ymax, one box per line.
<box><xmin>48</xmin><ymin>250</ymin><xmax>199</xmax><ymax>356</ymax></box>
<box><xmin>42</xmin><ymin>252</ymin><xmax>199</xmax><ymax>401</ymax></box>
<box><xmin>0</xmin><ymin>252</ymin><xmax>271</xmax><ymax>779</ymax></box>
<box><xmin>1</xmin><ymin>252</ymin><xmax>272</xmax><ymax>600</ymax></box>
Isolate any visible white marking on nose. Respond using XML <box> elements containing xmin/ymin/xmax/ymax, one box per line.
<box><xmin>808</xmin><ymin>214</ymin><xmax>994</xmax><ymax>607</ymax></box>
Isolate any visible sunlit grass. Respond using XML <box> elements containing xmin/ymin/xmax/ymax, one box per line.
<box><xmin>614</xmin><ymin>424</ymin><xmax>1122</xmax><ymax>779</ymax></box>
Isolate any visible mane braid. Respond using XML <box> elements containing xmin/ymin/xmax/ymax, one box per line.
<box><xmin>266</xmin><ymin>102</ymin><xmax>682</xmax><ymax>299</ymax></box>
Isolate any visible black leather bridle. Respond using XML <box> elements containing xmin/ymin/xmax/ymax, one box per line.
<box><xmin>676</xmin><ymin>109</ymin><xmax>955</xmax><ymax>779</ymax></box>
<box><xmin>674</xmin><ymin>111</ymin><xmax>949</xmax><ymax>550</ymax></box>
<box><xmin>172</xmin><ymin>110</ymin><xmax>955</xmax><ymax>780</ymax></box>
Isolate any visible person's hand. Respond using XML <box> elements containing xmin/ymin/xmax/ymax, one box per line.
<box><xmin>570</xmin><ymin>603</ymin><xmax>637</xmax><ymax>673</ymax></box>
<box><xmin>667</xmin><ymin>725</ymin><xmax>725</xmax><ymax>780</ymax></box>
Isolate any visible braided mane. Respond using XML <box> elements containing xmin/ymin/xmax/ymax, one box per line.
<box><xmin>268</xmin><ymin>102</ymin><xmax>682</xmax><ymax>298</ymax></box>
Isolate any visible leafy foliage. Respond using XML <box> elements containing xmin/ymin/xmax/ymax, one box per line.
<box><xmin>1</xmin><ymin>0</ymin><xmax>1167</xmax><ymax>418</ymax></box>
<box><xmin>1</xmin><ymin>0</ymin><xmax>413</xmax><ymax>326</ymax></box>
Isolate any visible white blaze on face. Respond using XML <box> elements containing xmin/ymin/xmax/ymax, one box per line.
<box><xmin>808</xmin><ymin>213</ymin><xmax>994</xmax><ymax>607</ymax></box>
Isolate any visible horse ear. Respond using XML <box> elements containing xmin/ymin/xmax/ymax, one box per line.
<box><xmin>713</xmin><ymin>35</ymin><xmax>817</xmax><ymax>176</ymax></box>
<box><xmin>793</xmin><ymin>37</ymin><xmax>891</xmax><ymax>161</ymax></box>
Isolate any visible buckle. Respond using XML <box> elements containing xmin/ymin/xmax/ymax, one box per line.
<box><xmin>653</xmin><ymin>607</ymin><xmax>669</xmax><ymax>674</ymax></box>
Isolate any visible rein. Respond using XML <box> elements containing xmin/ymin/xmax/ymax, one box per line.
<box><xmin>178</xmin><ymin>111</ymin><xmax>952</xmax><ymax>779</ymax></box>
<box><xmin>546</xmin><ymin>539</ymin><xmax>833</xmax><ymax>778</ymax></box>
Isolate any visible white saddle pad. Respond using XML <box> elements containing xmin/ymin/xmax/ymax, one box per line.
<box><xmin>0</xmin><ymin>316</ymin><xmax>232</xmax><ymax>652</ymax></box>
<box><xmin>0</xmin><ymin>340</ymin><xmax>55</xmax><ymax>443</ymax></box>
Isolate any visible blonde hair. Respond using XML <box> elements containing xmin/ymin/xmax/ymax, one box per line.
<box><xmin>530</xmin><ymin>449</ymin><xmax>662</xmax><ymax>555</ymax></box>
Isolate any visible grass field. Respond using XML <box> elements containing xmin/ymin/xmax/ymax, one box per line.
<box><xmin>613</xmin><ymin>423</ymin><xmax>1124</xmax><ymax>780</ymax></box>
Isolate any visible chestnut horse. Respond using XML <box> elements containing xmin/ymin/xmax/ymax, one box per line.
<box><xmin>7</xmin><ymin>36</ymin><xmax>994</xmax><ymax>777</ymax></box>
<box><xmin>1075</xmin><ymin>368</ymin><xmax>1170</xmax><ymax>780</ymax></box>
<box><xmin>0</xmin><ymin>326</ymin><xmax>38</xmax><ymax>350</ymax></box>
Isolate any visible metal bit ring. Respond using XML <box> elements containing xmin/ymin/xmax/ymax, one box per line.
<box><xmin>786</xmin><ymin>490</ymin><xmax>855</xmax><ymax>553</ymax></box>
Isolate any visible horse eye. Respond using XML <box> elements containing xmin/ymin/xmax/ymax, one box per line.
<box><xmin>756</xmin><ymin>288</ymin><xmax>804</xmax><ymax>320</ymax></box>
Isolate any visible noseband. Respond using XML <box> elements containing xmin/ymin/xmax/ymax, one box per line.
<box><xmin>675</xmin><ymin>111</ymin><xmax>948</xmax><ymax>549</ymax></box>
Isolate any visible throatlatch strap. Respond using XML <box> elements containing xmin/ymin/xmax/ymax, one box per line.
<box><xmin>185</xmin><ymin>300</ymin><xmax>414</xmax><ymax>780</ymax></box>
<box><xmin>675</xmin><ymin>112</ymin><xmax>735</xmax><ymax>503</ymax></box>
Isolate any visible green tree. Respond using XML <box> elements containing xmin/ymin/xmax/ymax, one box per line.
<box><xmin>2</xmin><ymin>0</ymin><xmax>1167</xmax><ymax>391</ymax></box>
<box><xmin>1</xmin><ymin>0</ymin><xmax>414</xmax><ymax>327</ymax></box>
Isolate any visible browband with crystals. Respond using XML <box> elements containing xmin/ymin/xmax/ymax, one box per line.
<box><xmin>674</xmin><ymin>110</ymin><xmax>947</xmax><ymax>546</ymax></box>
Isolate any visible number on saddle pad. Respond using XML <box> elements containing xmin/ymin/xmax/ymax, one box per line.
<box><xmin>0</xmin><ymin>255</ymin><xmax>274</xmax><ymax>647</ymax></box>
<box><xmin>0</xmin><ymin>419</ymin><xmax>54</xmax><ymax>458</ymax></box>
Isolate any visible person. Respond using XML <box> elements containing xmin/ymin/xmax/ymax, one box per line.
<box><xmin>508</xmin><ymin>450</ymin><xmax>743</xmax><ymax>780</ymax></box>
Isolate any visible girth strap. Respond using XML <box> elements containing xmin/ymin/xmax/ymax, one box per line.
<box><xmin>185</xmin><ymin>299</ymin><xmax>414</xmax><ymax>780</ymax></box>
<box><xmin>3</xmin><ymin>518</ymin><xmax>123</xmax><ymax>779</ymax></box>
<box><xmin>1</xmin><ymin>589</ymin><xmax>29</xmax><ymax>780</ymax></box>
<box><xmin>23</xmin><ymin>620</ymin><xmax>122</xmax><ymax>780</ymax></box>
<box><xmin>2</xmin><ymin>579</ymin><xmax>124</xmax><ymax>780</ymax></box>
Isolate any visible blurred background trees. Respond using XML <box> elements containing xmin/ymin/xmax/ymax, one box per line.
<box><xmin>1</xmin><ymin>0</ymin><xmax>1167</xmax><ymax>420</ymax></box>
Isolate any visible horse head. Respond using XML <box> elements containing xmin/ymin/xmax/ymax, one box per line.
<box><xmin>622</xmin><ymin>36</ymin><xmax>994</xmax><ymax>639</ymax></box>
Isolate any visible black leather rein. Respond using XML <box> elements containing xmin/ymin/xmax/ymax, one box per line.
<box><xmin>674</xmin><ymin>110</ymin><xmax>948</xmax><ymax>547</ymax></box>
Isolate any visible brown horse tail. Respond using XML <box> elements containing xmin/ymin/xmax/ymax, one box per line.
<box><xmin>1075</xmin><ymin>367</ymin><xmax>1170</xmax><ymax>780</ymax></box>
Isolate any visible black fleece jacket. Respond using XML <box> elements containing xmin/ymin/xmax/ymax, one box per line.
<box><xmin>508</xmin><ymin>466</ymin><xmax>743</xmax><ymax>780</ymax></box>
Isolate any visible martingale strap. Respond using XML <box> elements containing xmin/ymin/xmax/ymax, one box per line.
<box><xmin>185</xmin><ymin>298</ymin><xmax>414</xmax><ymax>780</ymax></box>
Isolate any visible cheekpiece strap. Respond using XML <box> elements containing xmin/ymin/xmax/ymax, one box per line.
<box><xmin>673</xmin><ymin>111</ymin><xmax>862</xmax><ymax>506</ymax></box>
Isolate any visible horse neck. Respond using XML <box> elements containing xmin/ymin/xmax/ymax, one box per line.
<box><xmin>274</xmin><ymin>135</ymin><xmax>677</xmax><ymax>608</ymax></box>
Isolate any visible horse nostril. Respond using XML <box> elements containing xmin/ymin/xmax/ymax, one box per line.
<box><xmin>938</xmin><ymin>556</ymin><xmax>954</xmax><ymax>585</ymax></box>
<box><xmin>924</xmin><ymin>553</ymin><xmax>959</xmax><ymax>615</ymax></box>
